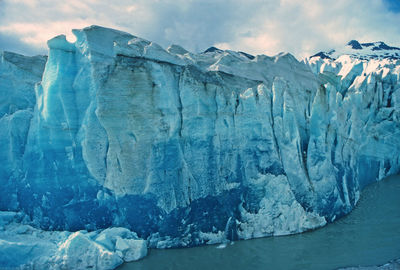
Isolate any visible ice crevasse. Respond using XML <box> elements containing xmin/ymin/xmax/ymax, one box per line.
<box><xmin>0</xmin><ymin>25</ymin><xmax>400</xmax><ymax>268</ymax></box>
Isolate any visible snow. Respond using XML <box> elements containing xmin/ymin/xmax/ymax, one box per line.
<box><xmin>1</xmin><ymin>25</ymin><xmax>400</xmax><ymax>269</ymax></box>
<box><xmin>309</xmin><ymin>40</ymin><xmax>400</xmax><ymax>61</ymax></box>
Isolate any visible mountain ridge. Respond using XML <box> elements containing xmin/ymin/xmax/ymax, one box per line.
<box><xmin>310</xmin><ymin>39</ymin><xmax>400</xmax><ymax>60</ymax></box>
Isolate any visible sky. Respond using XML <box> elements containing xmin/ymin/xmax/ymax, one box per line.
<box><xmin>0</xmin><ymin>0</ymin><xmax>400</xmax><ymax>59</ymax></box>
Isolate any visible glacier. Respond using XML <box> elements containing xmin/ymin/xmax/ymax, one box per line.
<box><xmin>0</xmin><ymin>211</ymin><xmax>147</xmax><ymax>269</ymax></box>
<box><xmin>0</xmin><ymin>25</ymin><xmax>400</xmax><ymax>269</ymax></box>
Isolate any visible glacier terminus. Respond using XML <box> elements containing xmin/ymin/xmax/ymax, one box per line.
<box><xmin>0</xmin><ymin>26</ymin><xmax>399</xmax><ymax>269</ymax></box>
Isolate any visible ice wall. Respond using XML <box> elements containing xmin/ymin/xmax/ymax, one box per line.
<box><xmin>1</xmin><ymin>26</ymin><xmax>399</xmax><ymax>247</ymax></box>
<box><xmin>0</xmin><ymin>51</ymin><xmax>47</xmax><ymax>210</ymax></box>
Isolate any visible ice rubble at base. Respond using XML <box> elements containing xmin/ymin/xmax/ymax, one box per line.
<box><xmin>0</xmin><ymin>211</ymin><xmax>147</xmax><ymax>269</ymax></box>
<box><xmin>0</xmin><ymin>25</ymin><xmax>400</xmax><ymax>269</ymax></box>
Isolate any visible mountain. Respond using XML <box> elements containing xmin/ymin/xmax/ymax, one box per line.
<box><xmin>310</xmin><ymin>40</ymin><xmax>400</xmax><ymax>60</ymax></box>
<box><xmin>0</xmin><ymin>26</ymin><xmax>399</xmax><ymax>269</ymax></box>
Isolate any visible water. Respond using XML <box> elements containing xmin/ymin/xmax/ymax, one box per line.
<box><xmin>119</xmin><ymin>175</ymin><xmax>400</xmax><ymax>270</ymax></box>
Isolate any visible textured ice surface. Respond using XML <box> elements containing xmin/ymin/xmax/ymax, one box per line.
<box><xmin>0</xmin><ymin>212</ymin><xmax>147</xmax><ymax>269</ymax></box>
<box><xmin>1</xmin><ymin>25</ymin><xmax>400</xmax><ymax>268</ymax></box>
<box><xmin>0</xmin><ymin>51</ymin><xmax>47</xmax><ymax>211</ymax></box>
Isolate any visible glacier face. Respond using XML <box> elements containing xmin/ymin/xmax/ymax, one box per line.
<box><xmin>0</xmin><ymin>51</ymin><xmax>47</xmax><ymax>210</ymax></box>
<box><xmin>1</xmin><ymin>26</ymin><xmax>400</xmax><ymax>251</ymax></box>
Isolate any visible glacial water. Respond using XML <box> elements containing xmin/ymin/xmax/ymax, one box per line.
<box><xmin>119</xmin><ymin>175</ymin><xmax>400</xmax><ymax>270</ymax></box>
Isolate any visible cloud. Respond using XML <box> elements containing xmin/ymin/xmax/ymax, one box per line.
<box><xmin>0</xmin><ymin>31</ymin><xmax>46</xmax><ymax>55</ymax></box>
<box><xmin>0</xmin><ymin>0</ymin><xmax>399</xmax><ymax>59</ymax></box>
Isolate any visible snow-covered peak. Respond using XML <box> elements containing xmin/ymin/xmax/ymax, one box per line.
<box><xmin>310</xmin><ymin>40</ymin><xmax>400</xmax><ymax>61</ymax></box>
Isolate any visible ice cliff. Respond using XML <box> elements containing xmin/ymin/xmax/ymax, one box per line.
<box><xmin>1</xmin><ymin>26</ymin><xmax>400</xmax><ymax>269</ymax></box>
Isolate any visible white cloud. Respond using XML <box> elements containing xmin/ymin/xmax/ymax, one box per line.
<box><xmin>0</xmin><ymin>0</ymin><xmax>399</xmax><ymax>58</ymax></box>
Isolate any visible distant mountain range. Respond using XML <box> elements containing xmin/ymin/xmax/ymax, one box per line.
<box><xmin>310</xmin><ymin>40</ymin><xmax>400</xmax><ymax>60</ymax></box>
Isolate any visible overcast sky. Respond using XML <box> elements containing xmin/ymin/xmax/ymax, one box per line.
<box><xmin>0</xmin><ymin>0</ymin><xmax>400</xmax><ymax>59</ymax></box>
